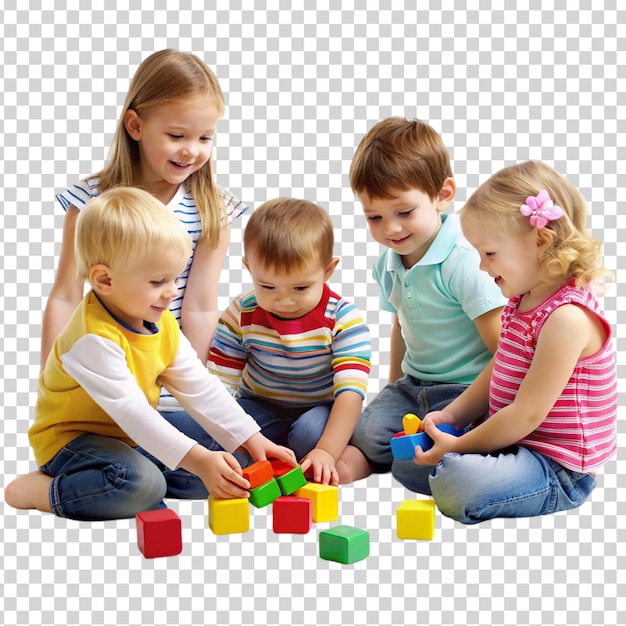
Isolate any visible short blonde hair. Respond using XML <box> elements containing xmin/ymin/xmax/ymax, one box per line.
<box><xmin>460</xmin><ymin>161</ymin><xmax>605</xmax><ymax>286</ymax></box>
<box><xmin>75</xmin><ymin>187</ymin><xmax>192</xmax><ymax>280</ymax></box>
<box><xmin>96</xmin><ymin>49</ymin><xmax>226</xmax><ymax>245</ymax></box>
<box><xmin>243</xmin><ymin>198</ymin><xmax>334</xmax><ymax>273</ymax></box>
<box><xmin>350</xmin><ymin>117</ymin><xmax>453</xmax><ymax>200</ymax></box>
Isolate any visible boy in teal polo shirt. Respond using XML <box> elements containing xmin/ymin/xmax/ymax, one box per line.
<box><xmin>337</xmin><ymin>117</ymin><xmax>506</xmax><ymax>491</ymax></box>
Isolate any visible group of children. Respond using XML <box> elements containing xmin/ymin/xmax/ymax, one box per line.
<box><xmin>5</xmin><ymin>49</ymin><xmax>617</xmax><ymax>526</ymax></box>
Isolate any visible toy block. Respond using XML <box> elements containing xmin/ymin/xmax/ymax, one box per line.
<box><xmin>390</xmin><ymin>424</ymin><xmax>463</xmax><ymax>459</ymax></box>
<box><xmin>295</xmin><ymin>483</ymin><xmax>339</xmax><ymax>523</ymax></box>
<box><xmin>136</xmin><ymin>509</ymin><xmax>182</xmax><ymax>558</ymax></box>
<box><xmin>319</xmin><ymin>525</ymin><xmax>370</xmax><ymax>564</ymax></box>
<box><xmin>276</xmin><ymin>465</ymin><xmax>307</xmax><ymax>495</ymax></box>
<box><xmin>390</xmin><ymin>432</ymin><xmax>421</xmax><ymax>459</ymax></box>
<box><xmin>272</xmin><ymin>496</ymin><xmax>312</xmax><ymax>534</ymax></box>
<box><xmin>208</xmin><ymin>496</ymin><xmax>250</xmax><ymax>535</ymax></box>
<box><xmin>396</xmin><ymin>499</ymin><xmax>436</xmax><ymax>540</ymax></box>
<box><xmin>249</xmin><ymin>477</ymin><xmax>282</xmax><ymax>508</ymax></box>
<box><xmin>242</xmin><ymin>460</ymin><xmax>274</xmax><ymax>489</ymax></box>
<box><xmin>402</xmin><ymin>413</ymin><xmax>422</xmax><ymax>434</ymax></box>
<box><xmin>269</xmin><ymin>458</ymin><xmax>294</xmax><ymax>477</ymax></box>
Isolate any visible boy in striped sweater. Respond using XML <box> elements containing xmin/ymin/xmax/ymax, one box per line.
<box><xmin>209</xmin><ymin>198</ymin><xmax>371</xmax><ymax>485</ymax></box>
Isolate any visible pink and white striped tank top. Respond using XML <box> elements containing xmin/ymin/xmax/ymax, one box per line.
<box><xmin>489</xmin><ymin>283</ymin><xmax>617</xmax><ymax>472</ymax></box>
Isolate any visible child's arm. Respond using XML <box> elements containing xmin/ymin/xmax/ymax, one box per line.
<box><xmin>41</xmin><ymin>206</ymin><xmax>84</xmax><ymax>367</ymax></box>
<box><xmin>300</xmin><ymin>300</ymin><xmax>371</xmax><ymax>484</ymax></box>
<box><xmin>389</xmin><ymin>315</ymin><xmax>406</xmax><ymax>383</ymax></box>
<box><xmin>180</xmin><ymin>225</ymin><xmax>231</xmax><ymax>364</ymax></box>
<box><xmin>423</xmin><ymin>355</ymin><xmax>494</xmax><ymax>431</ymax></box>
<box><xmin>415</xmin><ymin>304</ymin><xmax>596</xmax><ymax>465</ymax></box>
<box><xmin>62</xmin><ymin>334</ymin><xmax>295</xmax><ymax>497</ymax></box>
<box><xmin>472</xmin><ymin>306</ymin><xmax>504</xmax><ymax>355</ymax></box>
<box><xmin>300</xmin><ymin>390</ymin><xmax>364</xmax><ymax>485</ymax></box>
<box><xmin>207</xmin><ymin>296</ymin><xmax>248</xmax><ymax>392</ymax></box>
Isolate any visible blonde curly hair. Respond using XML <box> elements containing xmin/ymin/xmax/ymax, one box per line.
<box><xmin>460</xmin><ymin>161</ymin><xmax>606</xmax><ymax>287</ymax></box>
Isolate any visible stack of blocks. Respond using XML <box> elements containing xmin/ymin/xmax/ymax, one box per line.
<box><xmin>208</xmin><ymin>459</ymin><xmax>314</xmax><ymax>535</ymax></box>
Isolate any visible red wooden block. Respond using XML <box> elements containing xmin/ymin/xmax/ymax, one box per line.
<box><xmin>269</xmin><ymin>458</ymin><xmax>294</xmax><ymax>477</ymax></box>
<box><xmin>272</xmin><ymin>496</ymin><xmax>312</xmax><ymax>534</ymax></box>
<box><xmin>136</xmin><ymin>509</ymin><xmax>182</xmax><ymax>558</ymax></box>
<box><xmin>242</xmin><ymin>460</ymin><xmax>274</xmax><ymax>489</ymax></box>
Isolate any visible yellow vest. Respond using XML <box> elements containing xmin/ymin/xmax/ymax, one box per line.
<box><xmin>29</xmin><ymin>291</ymin><xmax>180</xmax><ymax>466</ymax></box>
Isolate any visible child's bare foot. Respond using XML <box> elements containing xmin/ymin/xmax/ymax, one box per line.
<box><xmin>336</xmin><ymin>445</ymin><xmax>373</xmax><ymax>484</ymax></box>
<box><xmin>4</xmin><ymin>471</ymin><xmax>53</xmax><ymax>513</ymax></box>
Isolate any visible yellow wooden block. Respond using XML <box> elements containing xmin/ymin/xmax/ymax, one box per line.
<box><xmin>294</xmin><ymin>483</ymin><xmax>339</xmax><ymax>523</ymax></box>
<box><xmin>396</xmin><ymin>499</ymin><xmax>435</xmax><ymax>540</ymax></box>
<box><xmin>208</xmin><ymin>496</ymin><xmax>250</xmax><ymax>535</ymax></box>
<box><xmin>402</xmin><ymin>413</ymin><xmax>422</xmax><ymax>435</ymax></box>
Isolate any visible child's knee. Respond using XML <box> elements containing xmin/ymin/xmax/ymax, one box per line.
<box><xmin>428</xmin><ymin>453</ymin><xmax>478</xmax><ymax>523</ymax></box>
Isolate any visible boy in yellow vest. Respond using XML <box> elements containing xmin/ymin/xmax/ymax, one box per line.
<box><xmin>6</xmin><ymin>187</ymin><xmax>295</xmax><ymax>520</ymax></box>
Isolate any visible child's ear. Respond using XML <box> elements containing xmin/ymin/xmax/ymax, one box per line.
<box><xmin>123</xmin><ymin>109</ymin><xmax>142</xmax><ymax>140</ymax></box>
<box><xmin>536</xmin><ymin>228</ymin><xmax>554</xmax><ymax>256</ymax></box>
<box><xmin>242</xmin><ymin>257</ymin><xmax>250</xmax><ymax>272</ymax></box>
<box><xmin>437</xmin><ymin>178</ymin><xmax>456</xmax><ymax>211</ymax></box>
<box><xmin>89</xmin><ymin>265</ymin><xmax>113</xmax><ymax>295</ymax></box>
<box><xmin>324</xmin><ymin>257</ymin><xmax>340</xmax><ymax>281</ymax></box>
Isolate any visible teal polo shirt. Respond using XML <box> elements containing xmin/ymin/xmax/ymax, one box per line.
<box><xmin>373</xmin><ymin>213</ymin><xmax>507</xmax><ymax>384</ymax></box>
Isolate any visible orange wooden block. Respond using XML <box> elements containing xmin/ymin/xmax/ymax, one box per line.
<box><xmin>242</xmin><ymin>460</ymin><xmax>274</xmax><ymax>489</ymax></box>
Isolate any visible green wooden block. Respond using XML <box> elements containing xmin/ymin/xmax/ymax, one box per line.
<box><xmin>319</xmin><ymin>525</ymin><xmax>370</xmax><ymax>564</ymax></box>
<box><xmin>276</xmin><ymin>466</ymin><xmax>307</xmax><ymax>495</ymax></box>
<box><xmin>249</xmin><ymin>478</ymin><xmax>281</xmax><ymax>508</ymax></box>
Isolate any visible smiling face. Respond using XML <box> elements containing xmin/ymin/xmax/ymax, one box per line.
<box><xmin>359</xmin><ymin>186</ymin><xmax>451</xmax><ymax>268</ymax></box>
<box><xmin>91</xmin><ymin>248</ymin><xmax>189</xmax><ymax>333</ymax></box>
<box><xmin>243</xmin><ymin>253</ymin><xmax>338</xmax><ymax>320</ymax></box>
<box><xmin>124</xmin><ymin>94</ymin><xmax>221</xmax><ymax>202</ymax></box>
<box><xmin>462</xmin><ymin>218</ymin><xmax>553</xmax><ymax>308</ymax></box>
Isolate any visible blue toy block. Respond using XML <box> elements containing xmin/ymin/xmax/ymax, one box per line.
<box><xmin>390</xmin><ymin>424</ymin><xmax>463</xmax><ymax>459</ymax></box>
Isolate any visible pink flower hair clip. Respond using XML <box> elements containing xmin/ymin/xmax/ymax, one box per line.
<box><xmin>520</xmin><ymin>190</ymin><xmax>564</xmax><ymax>229</ymax></box>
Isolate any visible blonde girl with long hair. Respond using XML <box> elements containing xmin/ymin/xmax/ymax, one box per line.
<box><xmin>44</xmin><ymin>49</ymin><xmax>245</xmax><ymax>394</ymax></box>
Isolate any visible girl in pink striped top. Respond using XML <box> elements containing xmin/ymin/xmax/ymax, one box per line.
<box><xmin>402</xmin><ymin>161</ymin><xmax>617</xmax><ymax>524</ymax></box>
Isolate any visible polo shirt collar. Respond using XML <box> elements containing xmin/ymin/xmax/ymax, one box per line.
<box><xmin>385</xmin><ymin>212</ymin><xmax>459</xmax><ymax>273</ymax></box>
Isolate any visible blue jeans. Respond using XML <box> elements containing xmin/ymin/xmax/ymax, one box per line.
<box><xmin>392</xmin><ymin>445</ymin><xmax>597</xmax><ymax>524</ymax></box>
<box><xmin>40</xmin><ymin>410</ymin><xmax>247</xmax><ymax>521</ymax></box>
<box><xmin>349</xmin><ymin>375</ymin><xmax>468</xmax><ymax>473</ymax></box>
<box><xmin>237</xmin><ymin>393</ymin><xmax>331</xmax><ymax>462</ymax></box>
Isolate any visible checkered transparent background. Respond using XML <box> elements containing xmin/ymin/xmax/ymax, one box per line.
<box><xmin>1</xmin><ymin>2</ymin><xmax>624</xmax><ymax>625</ymax></box>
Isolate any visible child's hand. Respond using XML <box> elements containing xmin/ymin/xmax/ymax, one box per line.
<box><xmin>422</xmin><ymin>409</ymin><xmax>456</xmax><ymax>428</ymax></box>
<box><xmin>199</xmin><ymin>451</ymin><xmax>251</xmax><ymax>499</ymax></box>
<box><xmin>300</xmin><ymin>448</ymin><xmax>339</xmax><ymax>486</ymax></box>
<box><xmin>242</xmin><ymin>432</ymin><xmax>297</xmax><ymax>466</ymax></box>
<box><xmin>413</xmin><ymin>419</ymin><xmax>461</xmax><ymax>466</ymax></box>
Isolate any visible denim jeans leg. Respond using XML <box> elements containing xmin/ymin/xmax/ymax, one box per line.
<box><xmin>237</xmin><ymin>397</ymin><xmax>294</xmax><ymax>449</ymax></box>
<box><xmin>391</xmin><ymin>458</ymin><xmax>436</xmax><ymax>495</ymax></box>
<box><xmin>288</xmin><ymin>404</ymin><xmax>332</xmax><ymax>461</ymax></box>
<box><xmin>42</xmin><ymin>433</ymin><xmax>167</xmax><ymax>521</ymax></box>
<box><xmin>350</xmin><ymin>375</ymin><xmax>468</xmax><ymax>473</ymax></box>
<box><xmin>429</xmin><ymin>445</ymin><xmax>597</xmax><ymax>524</ymax></box>
<box><xmin>349</xmin><ymin>377</ymin><xmax>422</xmax><ymax>472</ymax></box>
